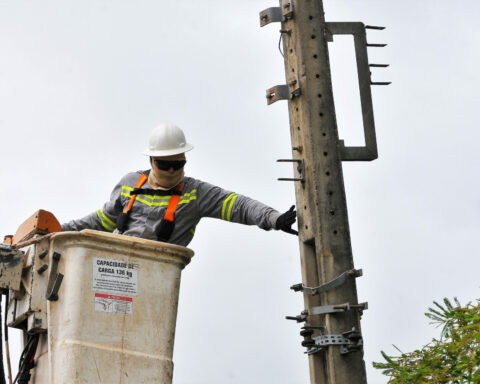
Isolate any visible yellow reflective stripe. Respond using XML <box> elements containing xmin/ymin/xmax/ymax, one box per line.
<box><xmin>122</xmin><ymin>186</ymin><xmax>133</xmax><ymax>191</ymax></box>
<box><xmin>121</xmin><ymin>187</ymin><xmax>197</xmax><ymax>202</ymax></box>
<box><xmin>190</xmin><ymin>226</ymin><xmax>196</xmax><ymax>235</ymax></box>
<box><xmin>135</xmin><ymin>196</ymin><xmax>169</xmax><ymax>206</ymax></box>
<box><xmin>179</xmin><ymin>195</ymin><xmax>197</xmax><ymax>204</ymax></box>
<box><xmin>221</xmin><ymin>193</ymin><xmax>235</xmax><ymax>220</ymax></box>
<box><xmin>181</xmin><ymin>189</ymin><xmax>197</xmax><ymax>198</ymax></box>
<box><xmin>133</xmin><ymin>195</ymin><xmax>197</xmax><ymax>207</ymax></box>
<box><xmin>144</xmin><ymin>195</ymin><xmax>171</xmax><ymax>201</ymax></box>
<box><xmin>226</xmin><ymin>194</ymin><xmax>240</xmax><ymax>221</ymax></box>
<box><xmin>101</xmin><ymin>210</ymin><xmax>116</xmax><ymax>227</ymax></box>
<box><xmin>96</xmin><ymin>210</ymin><xmax>115</xmax><ymax>232</ymax></box>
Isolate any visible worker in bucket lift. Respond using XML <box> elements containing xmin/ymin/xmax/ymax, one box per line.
<box><xmin>61</xmin><ymin>124</ymin><xmax>297</xmax><ymax>246</ymax></box>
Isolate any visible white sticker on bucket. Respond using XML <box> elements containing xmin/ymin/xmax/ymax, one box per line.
<box><xmin>94</xmin><ymin>293</ymin><xmax>133</xmax><ymax>315</ymax></box>
<box><xmin>92</xmin><ymin>257</ymin><xmax>139</xmax><ymax>297</ymax></box>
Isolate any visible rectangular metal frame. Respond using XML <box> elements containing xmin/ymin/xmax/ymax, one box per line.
<box><xmin>326</xmin><ymin>22</ymin><xmax>378</xmax><ymax>161</ymax></box>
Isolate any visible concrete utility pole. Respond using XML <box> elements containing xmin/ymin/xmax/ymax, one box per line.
<box><xmin>260</xmin><ymin>1</ymin><xmax>388</xmax><ymax>383</ymax></box>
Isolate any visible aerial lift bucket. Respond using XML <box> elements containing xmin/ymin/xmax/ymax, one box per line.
<box><xmin>4</xmin><ymin>224</ymin><xmax>193</xmax><ymax>383</ymax></box>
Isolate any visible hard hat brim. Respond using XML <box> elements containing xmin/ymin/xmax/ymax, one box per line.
<box><xmin>143</xmin><ymin>143</ymin><xmax>194</xmax><ymax>157</ymax></box>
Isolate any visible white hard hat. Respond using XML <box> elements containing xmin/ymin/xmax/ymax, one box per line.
<box><xmin>143</xmin><ymin>123</ymin><xmax>194</xmax><ymax>157</ymax></box>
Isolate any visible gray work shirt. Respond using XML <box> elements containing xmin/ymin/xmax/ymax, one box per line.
<box><xmin>61</xmin><ymin>171</ymin><xmax>281</xmax><ymax>246</ymax></box>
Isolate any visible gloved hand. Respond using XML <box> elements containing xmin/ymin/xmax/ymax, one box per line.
<box><xmin>276</xmin><ymin>205</ymin><xmax>298</xmax><ymax>235</ymax></box>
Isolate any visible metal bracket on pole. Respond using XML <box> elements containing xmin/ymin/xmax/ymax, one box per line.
<box><xmin>304</xmin><ymin>327</ymin><xmax>363</xmax><ymax>355</ymax></box>
<box><xmin>325</xmin><ymin>22</ymin><xmax>390</xmax><ymax>161</ymax></box>
<box><xmin>285</xmin><ymin>310</ymin><xmax>308</xmax><ymax>323</ymax></box>
<box><xmin>286</xmin><ymin>302</ymin><xmax>367</xmax><ymax>323</ymax></box>
<box><xmin>310</xmin><ymin>302</ymin><xmax>368</xmax><ymax>315</ymax></box>
<box><xmin>259</xmin><ymin>7</ymin><xmax>283</xmax><ymax>26</ymax></box>
<box><xmin>259</xmin><ymin>0</ymin><xmax>294</xmax><ymax>27</ymax></box>
<box><xmin>290</xmin><ymin>269</ymin><xmax>363</xmax><ymax>295</ymax></box>
<box><xmin>277</xmin><ymin>158</ymin><xmax>304</xmax><ymax>183</ymax></box>
<box><xmin>266</xmin><ymin>80</ymin><xmax>301</xmax><ymax>105</ymax></box>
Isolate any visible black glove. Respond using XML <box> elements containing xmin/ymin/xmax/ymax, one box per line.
<box><xmin>276</xmin><ymin>205</ymin><xmax>298</xmax><ymax>235</ymax></box>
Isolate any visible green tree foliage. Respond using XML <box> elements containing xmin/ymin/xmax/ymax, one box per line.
<box><xmin>373</xmin><ymin>298</ymin><xmax>480</xmax><ymax>383</ymax></box>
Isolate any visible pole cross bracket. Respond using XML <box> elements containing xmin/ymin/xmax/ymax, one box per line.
<box><xmin>290</xmin><ymin>268</ymin><xmax>363</xmax><ymax>295</ymax></box>
<box><xmin>266</xmin><ymin>80</ymin><xmax>301</xmax><ymax>105</ymax></box>
<box><xmin>306</xmin><ymin>327</ymin><xmax>363</xmax><ymax>355</ymax></box>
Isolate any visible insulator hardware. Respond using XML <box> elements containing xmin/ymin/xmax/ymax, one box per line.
<box><xmin>301</xmin><ymin>326</ymin><xmax>364</xmax><ymax>355</ymax></box>
<box><xmin>367</xmin><ymin>43</ymin><xmax>387</xmax><ymax>47</ymax></box>
<box><xmin>369</xmin><ymin>64</ymin><xmax>389</xmax><ymax>68</ymax></box>
<box><xmin>371</xmin><ymin>81</ymin><xmax>391</xmax><ymax>86</ymax></box>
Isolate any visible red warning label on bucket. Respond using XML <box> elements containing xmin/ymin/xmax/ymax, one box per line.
<box><xmin>92</xmin><ymin>257</ymin><xmax>139</xmax><ymax>296</ymax></box>
<box><xmin>94</xmin><ymin>293</ymin><xmax>133</xmax><ymax>315</ymax></box>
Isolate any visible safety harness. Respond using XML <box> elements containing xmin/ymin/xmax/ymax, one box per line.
<box><xmin>116</xmin><ymin>173</ymin><xmax>184</xmax><ymax>242</ymax></box>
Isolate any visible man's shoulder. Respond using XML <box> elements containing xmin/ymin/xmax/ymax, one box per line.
<box><xmin>183</xmin><ymin>176</ymin><xmax>212</xmax><ymax>188</ymax></box>
<box><xmin>118</xmin><ymin>170</ymin><xmax>149</xmax><ymax>185</ymax></box>
<box><xmin>183</xmin><ymin>176</ymin><xmax>225</xmax><ymax>193</ymax></box>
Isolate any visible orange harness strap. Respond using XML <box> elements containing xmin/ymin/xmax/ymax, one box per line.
<box><xmin>125</xmin><ymin>174</ymin><xmax>183</xmax><ymax>221</ymax></box>
<box><xmin>123</xmin><ymin>173</ymin><xmax>148</xmax><ymax>214</ymax></box>
<box><xmin>164</xmin><ymin>185</ymin><xmax>184</xmax><ymax>222</ymax></box>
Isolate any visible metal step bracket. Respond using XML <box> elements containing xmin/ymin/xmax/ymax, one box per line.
<box><xmin>266</xmin><ymin>79</ymin><xmax>301</xmax><ymax>105</ymax></box>
<box><xmin>325</xmin><ymin>22</ymin><xmax>384</xmax><ymax>161</ymax></box>
<box><xmin>290</xmin><ymin>268</ymin><xmax>362</xmax><ymax>295</ymax></box>
<box><xmin>277</xmin><ymin>158</ymin><xmax>304</xmax><ymax>183</ymax></box>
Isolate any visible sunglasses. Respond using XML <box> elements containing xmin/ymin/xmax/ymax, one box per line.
<box><xmin>153</xmin><ymin>159</ymin><xmax>186</xmax><ymax>171</ymax></box>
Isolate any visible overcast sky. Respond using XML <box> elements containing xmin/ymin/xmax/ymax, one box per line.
<box><xmin>1</xmin><ymin>0</ymin><xmax>479</xmax><ymax>383</ymax></box>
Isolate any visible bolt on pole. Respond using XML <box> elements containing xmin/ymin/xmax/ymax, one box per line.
<box><xmin>260</xmin><ymin>0</ymin><xmax>389</xmax><ymax>383</ymax></box>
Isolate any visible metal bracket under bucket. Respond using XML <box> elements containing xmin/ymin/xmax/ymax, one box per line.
<box><xmin>46</xmin><ymin>252</ymin><xmax>64</xmax><ymax>301</ymax></box>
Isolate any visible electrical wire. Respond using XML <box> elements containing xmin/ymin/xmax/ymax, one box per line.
<box><xmin>0</xmin><ymin>295</ymin><xmax>6</xmax><ymax>384</ymax></box>
<box><xmin>13</xmin><ymin>334</ymin><xmax>38</xmax><ymax>384</ymax></box>
<box><xmin>278</xmin><ymin>33</ymin><xmax>284</xmax><ymax>57</ymax></box>
<box><xmin>4</xmin><ymin>291</ymin><xmax>12</xmax><ymax>384</ymax></box>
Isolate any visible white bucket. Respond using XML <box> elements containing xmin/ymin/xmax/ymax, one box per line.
<box><xmin>30</xmin><ymin>229</ymin><xmax>193</xmax><ymax>384</ymax></box>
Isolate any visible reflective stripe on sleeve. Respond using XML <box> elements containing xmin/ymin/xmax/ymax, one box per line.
<box><xmin>221</xmin><ymin>193</ymin><xmax>240</xmax><ymax>221</ymax></box>
<box><xmin>96</xmin><ymin>209</ymin><xmax>116</xmax><ymax>232</ymax></box>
